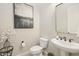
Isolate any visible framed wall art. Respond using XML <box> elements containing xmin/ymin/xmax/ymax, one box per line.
<box><xmin>14</xmin><ymin>3</ymin><xmax>34</xmax><ymax>28</ymax></box>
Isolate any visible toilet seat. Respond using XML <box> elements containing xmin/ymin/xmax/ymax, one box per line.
<box><xmin>30</xmin><ymin>45</ymin><xmax>42</xmax><ymax>55</ymax></box>
<box><xmin>30</xmin><ymin>38</ymin><xmax>48</xmax><ymax>56</ymax></box>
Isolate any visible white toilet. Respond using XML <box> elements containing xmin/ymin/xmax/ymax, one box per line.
<box><xmin>30</xmin><ymin>38</ymin><xmax>48</xmax><ymax>56</ymax></box>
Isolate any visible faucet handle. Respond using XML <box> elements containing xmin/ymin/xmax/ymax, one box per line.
<box><xmin>56</xmin><ymin>36</ymin><xmax>61</xmax><ymax>40</ymax></box>
<box><xmin>63</xmin><ymin>37</ymin><xmax>66</xmax><ymax>41</ymax></box>
<box><xmin>56</xmin><ymin>36</ymin><xmax>59</xmax><ymax>40</ymax></box>
<box><xmin>69</xmin><ymin>39</ymin><xmax>73</xmax><ymax>42</ymax></box>
<box><xmin>58</xmin><ymin>36</ymin><xmax>62</xmax><ymax>40</ymax></box>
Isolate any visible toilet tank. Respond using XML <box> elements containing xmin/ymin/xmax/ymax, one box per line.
<box><xmin>40</xmin><ymin>38</ymin><xmax>49</xmax><ymax>48</ymax></box>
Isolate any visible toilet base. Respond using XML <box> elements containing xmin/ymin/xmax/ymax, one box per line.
<box><xmin>31</xmin><ymin>53</ymin><xmax>43</xmax><ymax>56</ymax></box>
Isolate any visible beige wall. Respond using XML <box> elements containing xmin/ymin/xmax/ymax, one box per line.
<box><xmin>0</xmin><ymin>3</ymin><xmax>40</xmax><ymax>55</ymax></box>
<box><xmin>39</xmin><ymin>3</ymin><xmax>57</xmax><ymax>39</ymax></box>
<box><xmin>38</xmin><ymin>3</ymin><xmax>60</xmax><ymax>55</ymax></box>
<box><xmin>0</xmin><ymin>3</ymin><xmax>58</xmax><ymax>56</ymax></box>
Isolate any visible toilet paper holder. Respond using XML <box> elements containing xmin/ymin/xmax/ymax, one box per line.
<box><xmin>21</xmin><ymin>41</ymin><xmax>25</xmax><ymax>47</ymax></box>
<box><xmin>21</xmin><ymin>41</ymin><xmax>24</xmax><ymax>43</ymax></box>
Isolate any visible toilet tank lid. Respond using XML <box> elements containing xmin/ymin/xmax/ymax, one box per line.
<box><xmin>30</xmin><ymin>46</ymin><xmax>42</xmax><ymax>51</ymax></box>
<box><xmin>40</xmin><ymin>38</ymin><xmax>48</xmax><ymax>41</ymax></box>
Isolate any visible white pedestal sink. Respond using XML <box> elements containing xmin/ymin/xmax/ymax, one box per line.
<box><xmin>51</xmin><ymin>38</ymin><xmax>79</xmax><ymax>56</ymax></box>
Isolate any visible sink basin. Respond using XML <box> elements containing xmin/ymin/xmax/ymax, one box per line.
<box><xmin>51</xmin><ymin>38</ymin><xmax>79</xmax><ymax>53</ymax></box>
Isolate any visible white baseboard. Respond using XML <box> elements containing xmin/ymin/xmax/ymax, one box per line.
<box><xmin>17</xmin><ymin>51</ymin><xmax>30</xmax><ymax>56</ymax></box>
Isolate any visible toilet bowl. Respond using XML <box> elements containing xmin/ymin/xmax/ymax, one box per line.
<box><xmin>30</xmin><ymin>45</ymin><xmax>42</xmax><ymax>56</ymax></box>
<box><xmin>30</xmin><ymin>38</ymin><xmax>48</xmax><ymax>56</ymax></box>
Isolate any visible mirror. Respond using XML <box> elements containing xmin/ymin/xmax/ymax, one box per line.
<box><xmin>55</xmin><ymin>3</ymin><xmax>79</xmax><ymax>35</ymax></box>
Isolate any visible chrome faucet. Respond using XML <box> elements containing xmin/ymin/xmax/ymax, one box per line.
<box><xmin>56</xmin><ymin>36</ymin><xmax>67</xmax><ymax>41</ymax></box>
<box><xmin>63</xmin><ymin>37</ymin><xmax>66</xmax><ymax>41</ymax></box>
<box><xmin>58</xmin><ymin>36</ymin><xmax>62</xmax><ymax>40</ymax></box>
<box><xmin>69</xmin><ymin>39</ymin><xmax>73</xmax><ymax>42</ymax></box>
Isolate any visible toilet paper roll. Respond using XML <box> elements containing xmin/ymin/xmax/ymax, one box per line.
<box><xmin>21</xmin><ymin>41</ymin><xmax>25</xmax><ymax>47</ymax></box>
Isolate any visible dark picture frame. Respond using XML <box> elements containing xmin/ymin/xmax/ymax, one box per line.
<box><xmin>13</xmin><ymin>3</ymin><xmax>34</xmax><ymax>29</ymax></box>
